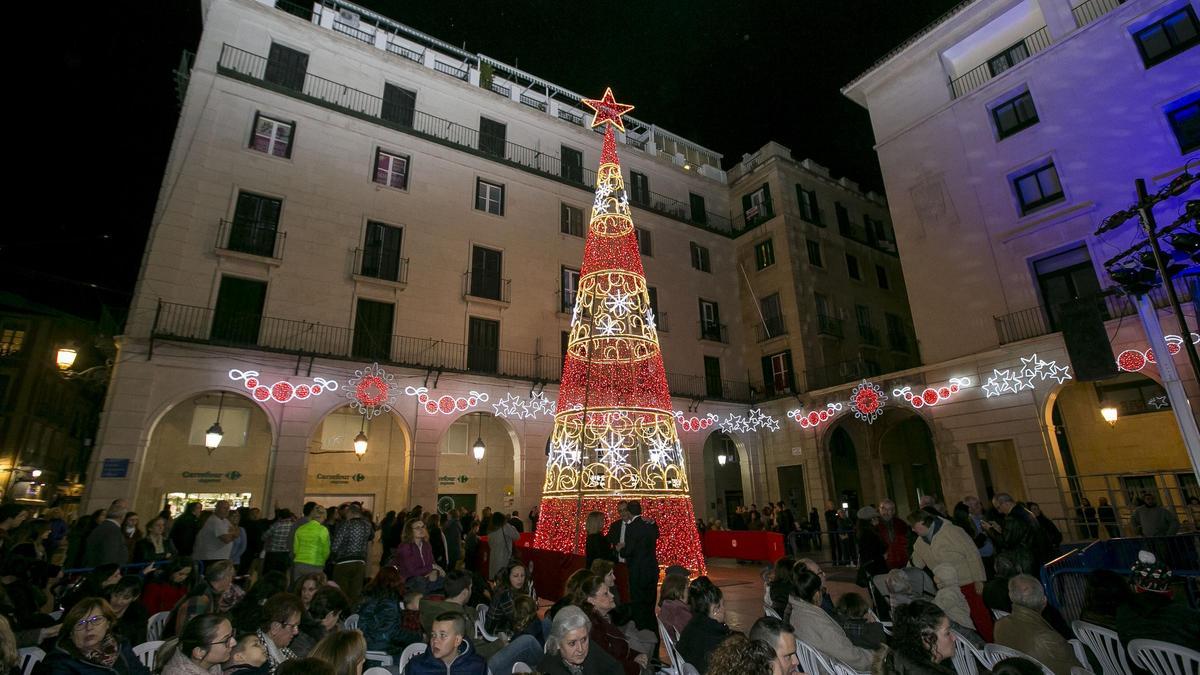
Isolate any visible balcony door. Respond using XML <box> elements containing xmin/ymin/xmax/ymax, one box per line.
<box><xmin>211</xmin><ymin>276</ymin><xmax>266</xmax><ymax>345</ymax></box>
<box><xmin>467</xmin><ymin>317</ymin><xmax>500</xmax><ymax>373</ymax></box>
<box><xmin>352</xmin><ymin>299</ymin><xmax>394</xmax><ymax>361</ymax></box>
<box><xmin>1034</xmin><ymin>245</ymin><xmax>1106</xmax><ymax>330</ymax></box>
<box><xmin>382</xmin><ymin>83</ymin><xmax>416</xmax><ymax>127</ymax></box>
<box><xmin>231</xmin><ymin>192</ymin><xmax>281</xmax><ymax>257</ymax></box>
<box><xmin>470</xmin><ymin>246</ymin><xmax>503</xmax><ymax>300</ymax></box>
<box><xmin>265</xmin><ymin>43</ymin><xmax>308</xmax><ymax>91</ymax></box>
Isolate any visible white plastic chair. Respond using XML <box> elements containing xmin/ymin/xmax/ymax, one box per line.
<box><xmin>1069</xmin><ymin>638</ymin><xmax>1090</xmax><ymax>668</ymax></box>
<box><xmin>764</xmin><ymin>604</ymin><xmax>782</xmax><ymax>620</ymax></box>
<box><xmin>1071</xmin><ymin>668</ymin><xmax>1096</xmax><ymax>675</ymax></box>
<box><xmin>949</xmin><ymin>631</ymin><xmax>979</xmax><ymax>675</ymax></box>
<box><xmin>146</xmin><ymin>611</ymin><xmax>170</xmax><ymax>642</ymax></box>
<box><xmin>133</xmin><ymin>641</ymin><xmax>163</xmax><ymax>670</ymax></box>
<box><xmin>1072</xmin><ymin>620</ymin><xmax>1134</xmax><ymax>675</ymax></box>
<box><xmin>18</xmin><ymin>647</ymin><xmax>44</xmax><ymax>675</ymax></box>
<box><xmin>658</xmin><ymin>618</ymin><xmax>683</xmax><ymax>673</ymax></box>
<box><xmin>365</xmin><ymin>650</ymin><xmax>394</xmax><ymax>666</ymax></box>
<box><xmin>1128</xmin><ymin>639</ymin><xmax>1200</xmax><ymax>675</ymax></box>
<box><xmin>982</xmin><ymin>644</ymin><xmax>1054</xmax><ymax>675</ymax></box>
<box><xmin>797</xmin><ymin>640</ymin><xmax>835</xmax><ymax>675</ymax></box>
<box><xmin>343</xmin><ymin>613</ymin><xmax>359</xmax><ymax>630</ymax></box>
<box><xmin>992</xmin><ymin>609</ymin><xmax>1010</xmax><ymax>621</ymax></box>
<box><xmin>398</xmin><ymin>643</ymin><xmax>427</xmax><ymax>672</ymax></box>
<box><xmin>512</xmin><ymin>663</ymin><xmax>533</xmax><ymax>673</ymax></box>
<box><xmin>476</xmin><ymin>604</ymin><xmax>500</xmax><ymax>641</ymax></box>
<box><xmin>363</xmin><ymin>668</ymin><xmax>390</xmax><ymax>675</ymax></box>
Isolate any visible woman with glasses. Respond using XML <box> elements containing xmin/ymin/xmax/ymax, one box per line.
<box><xmin>388</xmin><ymin>518</ymin><xmax>444</xmax><ymax>593</ymax></box>
<box><xmin>161</xmin><ymin>614</ymin><xmax>236</xmax><ymax>675</ymax></box>
<box><xmin>37</xmin><ymin>597</ymin><xmax>150</xmax><ymax>675</ymax></box>
<box><xmin>256</xmin><ymin>593</ymin><xmax>305</xmax><ymax>673</ymax></box>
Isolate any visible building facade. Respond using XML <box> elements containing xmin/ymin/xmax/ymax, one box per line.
<box><xmin>842</xmin><ymin>0</ymin><xmax>1200</xmax><ymax>529</ymax></box>
<box><xmin>85</xmin><ymin>0</ymin><xmax>919</xmax><ymax>526</ymax></box>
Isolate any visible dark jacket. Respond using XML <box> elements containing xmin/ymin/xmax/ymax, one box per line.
<box><xmin>875</xmin><ymin>647</ymin><xmax>956</xmax><ymax>675</ymax></box>
<box><xmin>777</xmin><ymin>507</ymin><xmax>796</xmax><ymax>535</ymax></box>
<box><xmin>403</xmin><ymin>638</ymin><xmax>487</xmax><ymax>675</ymax></box>
<box><xmin>132</xmin><ymin>536</ymin><xmax>177</xmax><ymax>563</ymax></box>
<box><xmin>168</xmin><ymin>513</ymin><xmax>200</xmax><ymax>557</ymax></box>
<box><xmin>839</xmin><ymin>616</ymin><xmax>886</xmax><ymax>650</ymax></box>
<box><xmin>357</xmin><ymin>593</ymin><xmax>422</xmax><ymax>653</ymax></box>
<box><xmin>82</xmin><ymin>521</ymin><xmax>128</xmax><ymax>568</ymax></box>
<box><xmin>991</xmin><ymin>504</ymin><xmax>1048</xmax><ymax>572</ymax></box>
<box><xmin>876</xmin><ymin>518</ymin><xmax>911</xmax><ymax>569</ymax></box>
<box><xmin>856</xmin><ymin>527</ymin><xmax>888</xmax><ymax>582</ymax></box>
<box><xmin>585</xmin><ymin>533</ymin><xmax>615</xmax><ymax>566</ymax></box>
<box><xmin>536</xmin><ymin>647</ymin><xmax>623</xmax><ymax>675</ymax></box>
<box><xmin>676</xmin><ymin>614</ymin><xmax>732</xmax><ymax>673</ymax></box>
<box><xmin>621</xmin><ymin>516</ymin><xmax>659</xmax><ymax>590</ymax></box>
<box><xmin>1036</xmin><ymin>513</ymin><xmax>1063</xmax><ymax>549</ymax></box>
<box><xmin>34</xmin><ymin>641</ymin><xmax>151</xmax><ymax>675</ymax></box>
<box><xmin>588</xmin><ymin>610</ymin><xmax>641</xmax><ymax>675</ymax></box>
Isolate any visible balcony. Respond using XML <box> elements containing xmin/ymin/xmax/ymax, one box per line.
<box><xmin>216</xmin><ymin>219</ymin><xmax>285</xmax><ymax>260</ymax></box>
<box><xmin>1072</xmin><ymin>0</ymin><xmax>1124</xmax><ymax>28</ymax></box>
<box><xmin>385</xmin><ymin>41</ymin><xmax>422</xmax><ymax>63</ymax></box>
<box><xmin>838</xmin><ymin>221</ymin><xmax>898</xmax><ymax>256</ymax></box>
<box><xmin>655</xmin><ymin>311</ymin><xmax>670</xmax><ymax>333</ymax></box>
<box><xmin>755</xmin><ymin>315</ymin><xmax>787</xmax><ymax>342</ymax></box>
<box><xmin>150</xmin><ymin>300</ymin><xmax>755</xmax><ymax>401</ymax></box>
<box><xmin>433</xmin><ymin>60</ymin><xmax>469</xmax><ymax>81</ymax></box>
<box><xmin>950</xmin><ymin>26</ymin><xmax>1052</xmax><ymax>99</ymax></box>
<box><xmin>519</xmin><ymin>93</ymin><xmax>547</xmax><ymax>112</ymax></box>
<box><xmin>817</xmin><ymin>313</ymin><xmax>843</xmax><ymax>338</ymax></box>
<box><xmin>216</xmin><ymin>43</ymin><xmax>733</xmax><ymax>235</ymax></box>
<box><xmin>736</xmin><ymin>199</ymin><xmax>776</xmax><ymax>232</ymax></box>
<box><xmin>805</xmin><ymin>359</ymin><xmax>883</xmax><ymax>391</ymax></box>
<box><xmin>993</xmin><ymin>280</ymin><xmax>1193</xmax><ymax>345</ymax></box>
<box><xmin>488</xmin><ymin>81</ymin><xmax>512</xmax><ymax>98</ymax></box>
<box><xmin>858</xmin><ymin>325</ymin><xmax>880</xmax><ymax>346</ymax></box>
<box><xmin>332</xmin><ymin>20</ymin><xmax>374</xmax><ymax>44</ymax></box>
<box><xmin>699</xmin><ymin>322</ymin><xmax>728</xmax><ymax>343</ymax></box>
<box><xmin>352</xmin><ymin>247</ymin><xmax>409</xmax><ymax>286</ymax></box>
<box><xmin>463</xmin><ymin>271</ymin><xmax>511</xmax><ymax>303</ymax></box>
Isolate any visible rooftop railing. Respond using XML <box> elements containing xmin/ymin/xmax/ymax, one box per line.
<box><xmin>950</xmin><ymin>26</ymin><xmax>1051</xmax><ymax>99</ymax></box>
<box><xmin>1071</xmin><ymin>0</ymin><xmax>1124</xmax><ymax>28</ymax></box>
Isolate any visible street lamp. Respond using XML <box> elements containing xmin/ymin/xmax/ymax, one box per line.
<box><xmin>55</xmin><ymin>346</ymin><xmax>78</xmax><ymax>371</ymax></box>
<box><xmin>472</xmin><ymin>413</ymin><xmax>486</xmax><ymax>462</ymax></box>
<box><xmin>31</xmin><ymin>469</ymin><xmax>42</xmax><ymax>479</ymax></box>
<box><xmin>1101</xmin><ymin>406</ymin><xmax>1119</xmax><ymax>427</ymax></box>
<box><xmin>204</xmin><ymin>392</ymin><xmax>225</xmax><ymax>452</ymax></box>
<box><xmin>353</xmin><ymin>414</ymin><xmax>368</xmax><ymax>459</ymax></box>
<box><xmin>717</xmin><ymin>452</ymin><xmax>728</xmax><ymax>466</ymax></box>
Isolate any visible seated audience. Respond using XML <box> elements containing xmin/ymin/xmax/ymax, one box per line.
<box><xmin>657</xmin><ymin>573</ymin><xmax>691</xmax><ymax>638</ymax></box>
<box><xmin>574</xmin><ymin>573</ymin><xmax>648</xmax><ymax>675</ymax></box>
<box><xmin>256</xmin><ymin>593</ymin><xmax>305</xmax><ymax>673</ymax></box>
<box><xmin>170</xmin><ymin>560</ymin><xmax>237</xmax><ymax>638</ymax></box>
<box><xmin>993</xmin><ymin>575</ymin><xmax>1077</xmax><ymax>675</ymax></box>
<box><xmin>484</xmin><ymin>561</ymin><xmax>528</xmax><ymax>636</ymax></box>
<box><xmin>161</xmin><ymin>613</ymin><xmax>235</xmax><ymax>675</ymax></box>
<box><xmin>222</xmin><ymin>634</ymin><xmax>270</xmax><ymax>675</ymax></box>
<box><xmin>290</xmin><ymin>586</ymin><xmax>349</xmax><ymax>657</ymax></box>
<box><xmin>61</xmin><ymin>564</ymin><xmax>121</xmax><ymax>616</ymax></box>
<box><xmin>835</xmin><ymin>592</ymin><xmax>885</xmax><ymax>650</ymax></box>
<box><xmin>389</xmin><ymin>518</ymin><xmax>444</xmax><ymax>594</ymax></box>
<box><xmin>355</xmin><ymin>566</ymin><xmax>420</xmax><ymax>654</ymax></box>
<box><xmin>404</xmin><ymin>612</ymin><xmax>486</xmax><ymax>675</ymax></box>
<box><xmin>231</xmin><ymin>572</ymin><xmax>290</xmax><ymax>635</ymax></box>
<box><xmin>548</xmin><ymin>569</ymin><xmax>592</xmax><ymax>621</ymax></box>
<box><xmin>537</xmin><ymin>605</ymin><xmax>622</xmax><ymax>675</ymax></box>
<box><xmin>788</xmin><ymin>569</ymin><xmax>874</xmax><ymax>672</ymax></box>
<box><xmin>309</xmin><ymin>629</ymin><xmax>366</xmax><ymax>675</ymax></box>
<box><xmin>35</xmin><ymin>597</ymin><xmax>150</xmax><ymax>675</ymax></box>
<box><xmin>106</xmin><ymin>577</ymin><xmax>148</xmax><ymax>646</ymax></box>
<box><xmin>289</xmin><ymin>572</ymin><xmax>327</xmax><ymax>612</ymax></box>
<box><xmin>511</xmin><ymin>594</ymin><xmax>543</xmax><ymax>645</ymax></box>
<box><xmin>704</xmin><ymin>633</ymin><xmax>776</xmax><ymax>675</ymax></box>
<box><xmin>417</xmin><ymin>570</ymin><xmax>543</xmax><ymax>675</ymax></box>
<box><xmin>874</xmin><ymin>600</ymin><xmax>957</xmax><ymax>675</ymax></box>
<box><xmin>748</xmin><ymin>616</ymin><xmax>800</xmax><ymax>675</ymax></box>
<box><xmin>141</xmin><ymin>558</ymin><xmax>194</xmax><ymax>616</ymax></box>
<box><xmin>931</xmin><ymin>564</ymin><xmax>974</xmax><ymax>631</ymax></box>
<box><xmin>675</xmin><ymin>577</ymin><xmax>732</xmax><ymax>673</ymax></box>
<box><xmin>767</xmin><ymin>557</ymin><xmax>796</xmax><ymax>622</ymax></box>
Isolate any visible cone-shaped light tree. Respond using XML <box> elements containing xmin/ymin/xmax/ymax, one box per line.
<box><xmin>532</xmin><ymin>88</ymin><xmax>706</xmax><ymax>574</ymax></box>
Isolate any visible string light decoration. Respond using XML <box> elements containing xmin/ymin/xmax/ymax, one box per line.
<box><xmin>228</xmin><ymin>369</ymin><xmax>338</xmax><ymax>403</ymax></box>
<box><xmin>675</xmin><ymin>412</ymin><xmax>718</xmax><ymax>433</ymax></box>
<box><xmin>788</xmin><ymin>403</ymin><xmax>843</xmax><ymax>429</ymax></box>
<box><xmin>849</xmin><ymin>381</ymin><xmax>889</xmax><ymax>424</ymax></box>
<box><xmin>894</xmin><ymin>377</ymin><xmax>971</xmax><ymax>409</ymax></box>
<box><xmin>533</xmin><ymin>89</ymin><xmax>705</xmax><ymax>573</ymax></box>
<box><xmin>1116</xmin><ymin>333</ymin><xmax>1199</xmax><ymax>372</ymax></box>
<box><xmin>492</xmin><ymin>392</ymin><xmax>557</xmax><ymax>419</ymax></box>
<box><xmin>718</xmin><ymin>409</ymin><xmax>781</xmax><ymax>433</ymax></box>
<box><xmin>404</xmin><ymin>386</ymin><xmax>490</xmax><ymax>415</ymax></box>
<box><xmin>345</xmin><ymin>363</ymin><xmax>398</xmax><ymax>418</ymax></box>
<box><xmin>981</xmin><ymin>354</ymin><xmax>1072</xmax><ymax>397</ymax></box>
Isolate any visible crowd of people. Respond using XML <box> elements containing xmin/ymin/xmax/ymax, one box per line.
<box><xmin>0</xmin><ymin>490</ymin><xmax>1194</xmax><ymax>675</ymax></box>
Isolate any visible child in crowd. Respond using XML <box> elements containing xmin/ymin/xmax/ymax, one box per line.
<box><xmin>222</xmin><ymin>633</ymin><xmax>271</xmax><ymax>675</ymax></box>
<box><xmin>401</xmin><ymin>590</ymin><xmax>424</xmax><ymax>636</ymax></box>
<box><xmin>835</xmin><ymin>592</ymin><xmax>885</xmax><ymax>650</ymax></box>
<box><xmin>933</xmin><ymin>563</ymin><xmax>982</xmax><ymax>645</ymax></box>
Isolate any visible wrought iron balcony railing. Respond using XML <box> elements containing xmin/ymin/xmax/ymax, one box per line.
<box><xmin>950</xmin><ymin>26</ymin><xmax>1052</xmax><ymax>99</ymax></box>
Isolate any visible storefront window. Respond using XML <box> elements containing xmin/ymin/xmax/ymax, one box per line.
<box><xmin>165</xmin><ymin>492</ymin><xmax>253</xmax><ymax>516</ymax></box>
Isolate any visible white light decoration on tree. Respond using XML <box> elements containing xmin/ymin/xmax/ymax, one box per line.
<box><xmin>981</xmin><ymin>353</ymin><xmax>1072</xmax><ymax>398</ymax></box>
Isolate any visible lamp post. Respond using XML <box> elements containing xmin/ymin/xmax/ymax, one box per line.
<box><xmin>1100</xmin><ymin>406</ymin><xmax>1119</xmax><ymax>427</ymax></box>
<box><xmin>204</xmin><ymin>393</ymin><xmax>225</xmax><ymax>452</ymax></box>
<box><xmin>472</xmin><ymin>413</ymin><xmax>486</xmax><ymax>462</ymax></box>
<box><xmin>353</xmin><ymin>415</ymin><xmax>368</xmax><ymax>459</ymax></box>
<box><xmin>55</xmin><ymin>346</ymin><xmax>78</xmax><ymax>371</ymax></box>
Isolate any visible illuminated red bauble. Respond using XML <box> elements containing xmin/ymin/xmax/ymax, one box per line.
<box><xmin>245</xmin><ymin>378</ymin><xmax>258</xmax><ymax>388</ymax></box>
<box><xmin>922</xmin><ymin>388</ymin><xmax>939</xmax><ymax>405</ymax></box>
<box><xmin>856</xmin><ymin>389</ymin><xmax>881</xmax><ymax>414</ymax></box>
<box><xmin>1117</xmin><ymin>350</ymin><xmax>1145</xmax><ymax>371</ymax></box>
<box><xmin>425</xmin><ymin>401</ymin><xmax>438</xmax><ymax>414</ymax></box>
<box><xmin>1146</xmin><ymin>348</ymin><xmax>1157</xmax><ymax>364</ymax></box>
<box><xmin>271</xmin><ymin>382</ymin><xmax>293</xmax><ymax>402</ymax></box>
<box><xmin>1168</xmin><ymin>342</ymin><xmax>1181</xmax><ymax>355</ymax></box>
<box><xmin>912</xmin><ymin>397</ymin><xmax>924</xmax><ymax>408</ymax></box>
<box><xmin>295</xmin><ymin>385</ymin><xmax>310</xmax><ymax>399</ymax></box>
<box><xmin>312</xmin><ymin>385</ymin><xmax>322</xmax><ymax>394</ymax></box>
<box><xmin>438</xmin><ymin>396</ymin><xmax>455</xmax><ymax>414</ymax></box>
<box><xmin>355</xmin><ymin>376</ymin><xmax>390</xmax><ymax>407</ymax></box>
<box><xmin>253</xmin><ymin>386</ymin><xmax>270</xmax><ymax>401</ymax></box>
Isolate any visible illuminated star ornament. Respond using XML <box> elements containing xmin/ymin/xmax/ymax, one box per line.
<box><xmin>581</xmin><ymin>87</ymin><xmax>635</xmax><ymax>131</ymax></box>
<box><xmin>982</xmin><ymin>353</ymin><xmax>1072</xmax><ymax>397</ymax></box>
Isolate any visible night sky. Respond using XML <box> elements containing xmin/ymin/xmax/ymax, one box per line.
<box><xmin>6</xmin><ymin>0</ymin><xmax>963</xmax><ymax>320</ymax></box>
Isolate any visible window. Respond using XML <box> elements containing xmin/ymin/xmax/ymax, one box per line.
<box><xmin>560</xmin><ymin>204</ymin><xmax>584</xmax><ymax>236</ymax></box>
<box><xmin>856</xmin><ymin>305</ymin><xmax>876</xmax><ymax>343</ymax></box>
<box><xmin>1012</xmin><ymin>161</ymin><xmax>1064</xmax><ymax>214</ymax></box>
<box><xmin>360</xmin><ymin>221</ymin><xmax>404</xmax><ymax>282</ymax></box>
<box><xmin>1120</xmin><ymin>475</ymin><xmax>1159</xmax><ymax>509</ymax></box>
<box><xmin>561</xmin><ymin>331</ymin><xmax>570</xmax><ymax>366</ymax></box>
<box><xmin>886</xmin><ymin>313</ymin><xmax>908</xmax><ymax>352</ymax></box>
<box><xmin>1095</xmin><ymin>374</ymin><xmax>1168</xmax><ymax>416</ymax></box>
<box><xmin>991</xmin><ymin>91</ymin><xmax>1039</xmax><ymax>139</ymax></box>
<box><xmin>561</xmin><ymin>266</ymin><xmax>579</xmax><ymax>313</ymax></box>
<box><xmin>742</xmin><ymin>183</ymin><xmax>773</xmax><ymax>226</ymax></box>
<box><xmin>561</xmin><ymin>145</ymin><xmax>583</xmax><ymax>184</ymax></box>
<box><xmin>689</xmin><ymin>193</ymin><xmax>708</xmax><ymax>225</ymax></box>
<box><xmin>229</xmin><ymin>191</ymin><xmax>282</xmax><ymax>257</ymax></box>
<box><xmin>690</xmin><ymin>243</ymin><xmax>711</xmax><ymax>272</ymax></box>
<box><xmin>352</xmin><ymin>298</ymin><xmax>394</xmax><ymax>361</ymax></box>
<box><xmin>264</xmin><ymin>43</ymin><xmax>308</xmax><ymax>91</ymax></box>
<box><xmin>469</xmin><ymin>246</ymin><xmax>504</xmax><ymax>301</ymax></box>
<box><xmin>835</xmin><ymin>202</ymin><xmax>850</xmax><ymax>230</ymax></box>
<box><xmin>876</xmin><ymin>265</ymin><xmax>890</xmax><ymax>290</ymax></box>
<box><xmin>475</xmin><ymin>178</ymin><xmax>505</xmax><ymax>215</ymax></box>
<box><xmin>629</xmin><ymin>171</ymin><xmax>650</xmax><ymax>206</ymax></box>
<box><xmin>1133</xmin><ymin>6</ymin><xmax>1200</xmax><ymax>67</ymax></box>
<box><xmin>807</xmin><ymin>239</ymin><xmax>823</xmax><ymax>267</ymax></box>
<box><xmin>987</xmin><ymin>40</ymin><xmax>1030</xmax><ymax>77</ymax></box>
<box><xmin>704</xmin><ymin>356</ymin><xmax>723</xmax><ymax>398</ymax></box>
<box><xmin>373</xmin><ymin>149</ymin><xmax>409</xmax><ymax>189</ymax></box>
<box><xmin>479</xmin><ymin>117</ymin><xmax>507</xmax><ymax>158</ymax></box>
<box><xmin>846</xmin><ymin>254</ymin><xmax>861</xmax><ymax>280</ymax></box>
<box><xmin>249</xmin><ymin>112</ymin><xmax>294</xmax><ymax>158</ymax></box>
<box><xmin>647</xmin><ymin>287</ymin><xmax>660</xmax><ymax>316</ymax></box>
<box><xmin>699</xmin><ymin>300</ymin><xmax>722</xmax><ymax>341</ymax></box>
<box><xmin>1034</xmin><ymin>245</ymin><xmax>1105</xmax><ymax>329</ymax></box>
<box><xmin>761</xmin><ymin>351</ymin><xmax>794</xmax><ymax>396</ymax></box>
<box><xmin>381</xmin><ymin>83</ymin><xmax>416</xmax><ymax>127</ymax></box>
<box><xmin>755</xmin><ymin>239</ymin><xmax>775</xmax><ymax>270</ymax></box>
<box><xmin>1166</xmin><ymin>94</ymin><xmax>1200</xmax><ymax>153</ymax></box>
<box><xmin>211</xmin><ymin>276</ymin><xmax>267</xmax><ymax>345</ymax></box>
<box><xmin>636</xmin><ymin>227</ymin><xmax>653</xmax><ymax>256</ymax></box>
<box><xmin>0</xmin><ymin>322</ymin><xmax>27</xmax><ymax>356</ymax></box>
<box><xmin>467</xmin><ymin>317</ymin><xmax>500</xmax><ymax>373</ymax></box>
<box><xmin>760</xmin><ymin>293</ymin><xmax>784</xmax><ymax>337</ymax></box>
<box><xmin>796</xmin><ymin>185</ymin><xmax>821</xmax><ymax>224</ymax></box>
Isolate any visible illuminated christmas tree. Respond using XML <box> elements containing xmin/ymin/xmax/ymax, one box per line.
<box><xmin>533</xmin><ymin>88</ymin><xmax>706</xmax><ymax>574</ymax></box>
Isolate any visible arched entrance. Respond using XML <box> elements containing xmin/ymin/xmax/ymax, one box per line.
<box><xmin>304</xmin><ymin>404</ymin><xmax>410</xmax><ymax>516</ymax></box>
<box><xmin>135</xmin><ymin>390</ymin><xmax>272</xmax><ymax>520</ymax></box>
<box><xmin>436</xmin><ymin>412</ymin><xmax>518</xmax><ymax>517</ymax></box>
<box><xmin>878</xmin><ymin>412</ymin><xmax>942</xmax><ymax>517</ymax></box>
<box><xmin>701</xmin><ymin>431</ymin><xmax>744</xmax><ymax>525</ymax></box>
<box><xmin>829</xmin><ymin>426</ymin><xmax>863</xmax><ymax>512</ymax></box>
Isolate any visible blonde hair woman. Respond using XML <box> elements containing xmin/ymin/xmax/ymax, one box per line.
<box><xmin>585</xmin><ymin>511</ymin><xmax>615</xmax><ymax>566</ymax></box>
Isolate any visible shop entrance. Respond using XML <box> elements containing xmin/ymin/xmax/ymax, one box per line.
<box><xmin>164</xmin><ymin>492</ymin><xmax>254</xmax><ymax>517</ymax></box>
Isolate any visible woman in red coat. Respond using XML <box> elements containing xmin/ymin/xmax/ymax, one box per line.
<box><xmin>140</xmin><ymin>557</ymin><xmax>194</xmax><ymax>615</ymax></box>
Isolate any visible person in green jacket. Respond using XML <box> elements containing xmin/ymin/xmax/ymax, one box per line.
<box><xmin>293</xmin><ymin>504</ymin><xmax>330</xmax><ymax>578</ymax></box>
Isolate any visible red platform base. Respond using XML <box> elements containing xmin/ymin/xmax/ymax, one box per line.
<box><xmin>532</xmin><ymin>494</ymin><xmax>707</xmax><ymax>576</ymax></box>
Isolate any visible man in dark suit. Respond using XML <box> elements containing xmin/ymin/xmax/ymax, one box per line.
<box><xmin>618</xmin><ymin>500</ymin><xmax>659</xmax><ymax>631</ymax></box>
<box><xmin>83</xmin><ymin>498</ymin><xmax>130</xmax><ymax>568</ymax></box>
<box><xmin>605</xmin><ymin>500</ymin><xmax>629</xmax><ymax>562</ymax></box>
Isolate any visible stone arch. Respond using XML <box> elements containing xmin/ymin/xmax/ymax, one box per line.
<box><xmin>700</xmin><ymin>430</ymin><xmax>747</xmax><ymax>526</ymax></box>
<box><xmin>302</xmin><ymin>403</ymin><xmax>413</xmax><ymax>517</ymax></box>
<box><xmin>133</xmin><ymin>387</ymin><xmax>274</xmax><ymax>521</ymax></box>
<box><xmin>875</xmin><ymin>408</ymin><xmax>942</xmax><ymax>518</ymax></box>
<box><xmin>433</xmin><ymin>410</ymin><xmax>521</xmax><ymax>517</ymax></box>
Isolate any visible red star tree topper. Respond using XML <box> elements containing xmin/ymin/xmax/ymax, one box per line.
<box><xmin>533</xmin><ymin>89</ymin><xmax>706</xmax><ymax>574</ymax></box>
